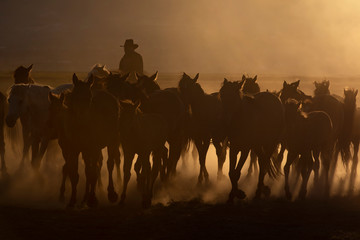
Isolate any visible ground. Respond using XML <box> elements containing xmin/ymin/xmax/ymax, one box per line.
<box><xmin>1</xmin><ymin>197</ymin><xmax>360</xmax><ymax>240</ymax></box>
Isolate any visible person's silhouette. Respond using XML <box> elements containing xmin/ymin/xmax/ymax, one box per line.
<box><xmin>119</xmin><ymin>39</ymin><xmax>143</xmax><ymax>83</ymax></box>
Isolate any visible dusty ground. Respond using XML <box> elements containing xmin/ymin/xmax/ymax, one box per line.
<box><xmin>1</xmin><ymin>197</ymin><xmax>360</xmax><ymax>240</ymax></box>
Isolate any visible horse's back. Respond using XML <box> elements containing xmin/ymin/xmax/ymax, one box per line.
<box><xmin>51</xmin><ymin>84</ymin><xmax>73</xmax><ymax>95</ymax></box>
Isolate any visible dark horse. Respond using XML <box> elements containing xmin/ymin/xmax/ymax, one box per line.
<box><xmin>283</xmin><ymin>99</ymin><xmax>332</xmax><ymax>200</ymax></box>
<box><xmin>219</xmin><ymin>79</ymin><xmax>283</xmax><ymax>202</ymax></box>
<box><xmin>110</xmin><ymin>72</ymin><xmax>189</xmax><ymax>181</ymax></box>
<box><xmin>177</xmin><ymin>73</ymin><xmax>227</xmax><ymax>182</ymax></box>
<box><xmin>48</xmin><ymin>74</ymin><xmax>120</xmax><ymax>207</ymax></box>
<box><xmin>14</xmin><ymin>64</ymin><xmax>35</xmax><ymax>84</ymax></box>
<box><xmin>118</xmin><ymin>100</ymin><xmax>168</xmax><ymax>207</ymax></box>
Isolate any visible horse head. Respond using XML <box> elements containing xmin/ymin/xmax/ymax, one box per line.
<box><xmin>284</xmin><ymin>98</ymin><xmax>301</xmax><ymax>121</ymax></box>
<box><xmin>314</xmin><ymin>80</ymin><xmax>330</xmax><ymax>96</ymax></box>
<box><xmin>241</xmin><ymin>74</ymin><xmax>260</xmax><ymax>95</ymax></box>
<box><xmin>68</xmin><ymin>73</ymin><xmax>93</xmax><ymax>114</ymax></box>
<box><xmin>178</xmin><ymin>72</ymin><xmax>201</xmax><ymax>105</ymax></box>
<box><xmin>279</xmin><ymin>80</ymin><xmax>301</xmax><ymax>103</ymax></box>
<box><xmin>135</xmin><ymin>71</ymin><xmax>160</xmax><ymax>97</ymax></box>
<box><xmin>6</xmin><ymin>84</ymin><xmax>31</xmax><ymax>127</ymax></box>
<box><xmin>219</xmin><ymin>78</ymin><xmax>243</xmax><ymax>121</ymax></box>
<box><xmin>14</xmin><ymin>64</ymin><xmax>34</xmax><ymax>84</ymax></box>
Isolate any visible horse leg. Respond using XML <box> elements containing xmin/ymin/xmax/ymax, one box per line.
<box><xmin>106</xmin><ymin>145</ymin><xmax>118</xmax><ymax>203</ymax></box>
<box><xmin>114</xmin><ymin>145</ymin><xmax>121</xmax><ymax>184</ymax></box>
<box><xmin>97</xmin><ymin>152</ymin><xmax>103</xmax><ymax>188</ymax></box>
<box><xmin>228</xmin><ymin>145</ymin><xmax>248</xmax><ymax>203</ymax></box>
<box><xmin>254</xmin><ymin>148</ymin><xmax>268</xmax><ymax>199</ymax></box>
<box><xmin>276</xmin><ymin>144</ymin><xmax>286</xmax><ymax>166</ymax></box>
<box><xmin>284</xmin><ymin>151</ymin><xmax>298</xmax><ymax>200</ymax></box>
<box><xmin>140</xmin><ymin>153</ymin><xmax>152</xmax><ymax>208</ymax></box>
<box><xmin>349</xmin><ymin>138</ymin><xmax>359</xmax><ymax>195</ymax></box>
<box><xmin>195</xmin><ymin>137</ymin><xmax>210</xmax><ymax>184</ymax></box>
<box><xmin>246</xmin><ymin>150</ymin><xmax>258</xmax><ymax>178</ymax></box>
<box><xmin>120</xmin><ymin>148</ymin><xmax>135</xmax><ymax>205</ymax></box>
<box><xmin>150</xmin><ymin>150</ymin><xmax>162</xmax><ymax>202</ymax></box>
<box><xmin>167</xmin><ymin>140</ymin><xmax>182</xmax><ymax>180</ymax></box>
<box><xmin>83</xmin><ymin>149</ymin><xmax>100</xmax><ymax>208</ymax></box>
<box><xmin>312</xmin><ymin>149</ymin><xmax>321</xmax><ymax>185</ymax></box>
<box><xmin>299</xmin><ymin>151</ymin><xmax>314</xmax><ymax>200</ymax></box>
<box><xmin>321</xmin><ymin>145</ymin><xmax>333</xmax><ymax>198</ymax></box>
<box><xmin>32</xmin><ymin>138</ymin><xmax>49</xmax><ymax>170</ymax></box>
<box><xmin>213</xmin><ymin>137</ymin><xmax>227</xmax><ymax>181</ymax></box>
<box><xmin>160</xmin><ymin>145</ymin><xmax>168</xmax><ymax>182</ymax></box>
<box><xmin>59</xmin><ymin>162</ymin><xmax>68</xmax><ymax>202</ymax></box>
<box><xmin>67</xmin><ymin>151</ymin><xmax>79</xmax><ymax>208</ymax></box>
<box><xmin>134</xmin><ymin>155</ymin><xmax>143</xmax><ymax>189</ymax></box>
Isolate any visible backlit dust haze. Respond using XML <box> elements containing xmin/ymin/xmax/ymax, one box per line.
<box><xmin>1</xmin><ymin>0</ymin><xmax>360</xmax><ymax>75</ymax></box>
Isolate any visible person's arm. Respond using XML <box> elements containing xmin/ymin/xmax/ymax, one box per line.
<box><xmin>137</xmin><ymin>53</ymin><xmax>144</xmax><ymax>74</ymax></box>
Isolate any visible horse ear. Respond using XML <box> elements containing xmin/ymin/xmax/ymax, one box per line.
<box><xmin>242</xmin><ymin>75</ymin><xmax>246</xmax><ymax>81</ymax></box>
<box><xmin>283</xmin><ymin>81</ymin><xmax>288</xmax><ymax>88</ymax></box>
<box><xmin>314</xmin><ymin>81</ymin><xmax>319</xmax><ymax>88</ymax></box>
<box><xmin>193</xmin><ymin>73</ymin><xmax>199</xmax><ymax>83</ymax></box>
<box><xmin>150</xmin><ymin>71</ymin><xmax>158</xmax><ymax>81</ymax></box>
<box><xmin>292</xmin><ymin>80</ymin><xmax>300</xmax><ymax>88</ymax></box>
<box><xmin>72</xmin><ymin>73</ymin><xmax>79</xmax><ymax>86</ymax></box>
<box><xmin>223</xmin><ymin>78</ymin><xmax>229</xmax><ymax>85</ymax></box>
<box><xmin>254</xmin><ymin>75</ymin><xmax>257</xmax><ymax>82</ymax></box>
<box><xmin>121</xmin><ymin>72</ymin><xmax>130</xmax><ymax>81</ymax></box>
<box><xmin>135</xmin><ymin>72</ymin><xmax>142</xmax><ymax>80</ymax></box>
<box><xmin>109</xmin><ymin>71</ymin><xmax>113</xmax><ymax>76</ymax></box>
<box><xmin>27</xmin><ymin>64</ymin><xmax>33</xmax><ymax>72</ymax></box>
<box><xmin>355</xmin><ymin>89</ymin><xmax>358</xmax><ymax>96</ymax></box>
<box><xmin>88</xmin><ymin>74</ymin><xmax>94</xmax><ymax>86</ymax></box>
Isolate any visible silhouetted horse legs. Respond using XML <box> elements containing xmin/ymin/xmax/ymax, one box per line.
<box><xmin>31</xmin><ymin>137</ymin><xmax>49</xmax><ymax>170</ymax></box>
<box><xmin>284</xmin><ymin>151</ymin><xmax>298</xmax><ymax>200</ymax></box>
<box><xmin>140</xmin><ymin>152</ymin><xmax>152</xmax><ymax>208</ymax></box>
<box><xmin>194</xmin><ymin>137</ymin><xmax>210</xmax><ymax>184</ymax></box>
<box><xmin>134</xmin><ymin>156</ymin><xmax>142</xmax><ymax>189</ymax></box>
<box><xmin>227</xmin><ymin>145</ymin><xmax>249</xmax><ymax>203</ymax></box>
<box><xmin>167</xmin><ymin>139</ymin><xmax>182</xmax><ymax>180</ymax></box>
<box><xmin>312</xmin><ymin>150</ymin><xmax>321</xmax><ymax>184</ymax></box>
<box><xmin>254</xmin><ymin>145</ymin><xmax>275</xmax><ymax>199</ymax></box>
<box><xmin>120</xmin><ymin>147</ymin><xmax>135</xmax><ymax>204</ymax></box>
<box><xmin>213</xmin><ymin>137</ymin><xmax>227</xmax><ymax>181</ymax></box>
<box><xmin>299</xmin><ymin>151</ymin><xmax>314</xmax><ymax>200</ymax></box>
<box><xmin>349</xmin><ymin>138</ymin><xmax>359</xmax><ymax>195</ymax></box>
<box><xmin>149</xmin><ymin>149</ymin><xmax>162</xmax><ymax>200</ymax></box>
<box><xmin>321</xmin><ymin>146</ymin><xmax>333</xmax><ymax>198</ymax></box>
<box><xmin>107</xmin><ymin>145</ymin><xmax>120</xmax><ymax>203</ymax></box>
<box><xmin>83</xmin><ymin>149</ymin><xmax>101</xmax><ymax>208</ymax></box>
<box><xmin>160</xmin><ymin>146</ymin><xmax>168</xmax><ymax>182</ymax></box>
<box><xmin>60</xmin><ymin>147</ymin><xmax>79</xmax><ymax>208</ymax></box>
<box><xmin>0</xmin><ymin>134</ymin><xmax>6</xmax><ymax>176</ymax></box>
<box><xmin>246</xmin><ymin>150</ymin><xmax>258</xmax><ymax>178</ymax></box>
<box><xmin>19</xmin><ymin>123</ymin><xmax>31</xmax><ymax>169</ymax></box>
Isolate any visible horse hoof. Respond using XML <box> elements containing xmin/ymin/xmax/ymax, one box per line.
<box><xmin>108</xmin><ymin>191</ymin><xmax>118</xmax><ymax>203</ymax></box>
<box><xmin>263</xmin><ymin>186</ymin><xmax>271</xmax><ymax>197</ymax></box>
<box><xmin>236</xmin><ymin>189</ymin><xmax>246</xmax><ymax>200</ymax></box>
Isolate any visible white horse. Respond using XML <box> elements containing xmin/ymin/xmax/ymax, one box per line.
<box><xmin>6</xmin><ymin>83</ymin><xmax>73</xmax><ymax>170</ymax></box>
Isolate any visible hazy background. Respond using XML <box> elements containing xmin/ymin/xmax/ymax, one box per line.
<box><xmin>1</xmin><ymin>0</ymin><xmax>360</xmax><ymax>76</ymax></box>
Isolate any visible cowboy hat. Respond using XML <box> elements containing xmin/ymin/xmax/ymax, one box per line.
<box><xmin>121</xmin><ymin>39</ymin><xmax>138</xmax><ymax>49</ymax></box>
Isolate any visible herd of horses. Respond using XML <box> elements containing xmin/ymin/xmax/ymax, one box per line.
<box><xmin>0</xmin><ymin>63</ymin><xmax>359</xmax><ymax>208</ymax></box>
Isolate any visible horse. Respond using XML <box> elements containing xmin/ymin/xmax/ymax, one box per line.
<box><xmin>305</xmin><ymin>80</ymin><xmax>345</xmax><ymax>195</ymax></box>
<box><xmin>6</xmin><ymin>83</ymin><xmax>72</xmax><ymax>170</ymax></box>
<box><xmin>240</xmin><ymin>75</ymin><xmax>261</xmax><ymax>178</ymax></box>
<box><xmin>177</xmin><ymin>72</ymin><xmax>227</xmax><ymax>183</ymax></box>
<box><xmin>283</xmin><ymin>99</ymin><xmax>332</xmax><ymax>199</ymax></box>
<box><xmin>219</xmin><ymin>79</ymin><xmax>283</xmax><ymax>202</ymax></box>
<box><xmin>123</xmin><ymin>72</ymin><xmax>189</xmax><ymax>181</ymax></box>
<box><xmin>118</xmin><ymin>100</ymin><xmax>168</xmax><ymax>207</ymax></box>
<box><xmin>279</xmin><ymin>80</ymin><xmax>312</xmax><ymax>104</ymax></box>
<box><xmin>13</xmin><ymin>64</ymin><xmax>35</xmax><ymax>84</ymax></box>
<box><xmin>49</xmin><ymin>74</ymin><xmax>121</xmax><ymax>207</ymax></box>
